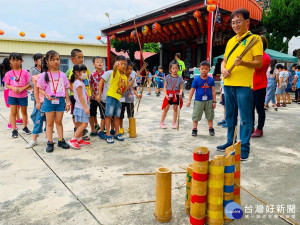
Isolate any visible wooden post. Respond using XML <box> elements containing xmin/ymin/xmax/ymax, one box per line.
<box><xmin>207</xmin><ymin>155</ymin><xmax>225</xmax><ymax>225</ymax></box>
<box><xmin>190</xmin><ymin>147</ymin><xmax>209</xmax><ymax>225</ymax></box>
<box><xmin>154</xmin><ymin>167</ymin><xmax>172</xmax><ymax>223</ymax></box>
<box><xmin>185</xmin><ymin>163</ymin><xmax>193</xmax><ymax>215</ymax></box>
<box><xmin>129</xmin><ymin>117</ymin><xmax>137</xmax><ymax>138</ymax></box>
<box><xmin>223</xmin><ymin>149</ymin><xmax>235</xmax><ymax>222</ymax></box>
<box><xmin>226</xmin><ymin>141</ymin><xmax>241</xmax><ymax>206</ymax></box>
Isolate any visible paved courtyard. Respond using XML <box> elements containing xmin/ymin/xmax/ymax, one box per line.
<box><xmin>0</xmin><ymin>89</ymin><xmax>299</xmax><ymax>225</ymax></box>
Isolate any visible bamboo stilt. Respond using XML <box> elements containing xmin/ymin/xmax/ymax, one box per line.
<box><xmin>190</xmin><ymin>147</ymin><xmax>210</xmax><ymax>225</ymax></box>
<box><xmin>207</xmin><ymin>155</ymin><xmax>225</xmax><ymax>225</ymax></box>
<box><xmin>129</xmin><ymin>117</ymin><xmax>137</xmax><ymax>138</ymax></box>
<box><xmin>154</xmin><ymin>167</ymin><xmax>172</xmax><ymax>223</ymax></box>
<box><xmin>185</xmin><ymin>163</ymin><xmax>193</xmax><ymax>215</ymax></box>
<box><xmin>226</xmin><ymin>141</ymin><xmax>241</xmax><ymax>206</ymax></box>
<box><xmin>223</xmin><ymin>149</ymin><xmax>235</xmax><ymax>223</ymax></box>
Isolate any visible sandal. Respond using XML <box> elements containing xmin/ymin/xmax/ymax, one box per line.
<box><xmin>106</xmin><ymin>136</ymin><xmax>114</xmax><ymax>144</ymax></box>
<box><xmin>83</xmin><ymin>136</ymin><xmax>90</xmax><ymax>141</ymax></box>
<box><xmin>114</xmin><ymin>134</ymin><xmax>124</xmax><ymax>141</ymax></box>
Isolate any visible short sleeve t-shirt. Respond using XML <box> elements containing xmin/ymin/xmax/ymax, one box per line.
<box><xmin>106</xmin><ymin>70</ymin><xmax>128</xmax><ymax>101</ymax></box>
<box><xmin>32</xmin><ymin>74</ymin><xmax>44</xmax><ymax>103</ymax></box>
<box><xmin>296</xmin><ymin>72</ymin><xmax>300</xmax><ymax>88</ymax></box>
<box><xmin>177</xmin><ymin>60</ymin><xmax>186</xmax><ymax>76</ymax></box>
<box><xmin>224</xmin><ymin>31</ymin><xmax>263</xmax><ymax>88</ymax></box>
<box><xmin>3</xmin><ymin>69</ymin><xmax>30</xmax><ymax>98</ymax></box>
<box><xmin>124</xmin><ymin>74</ymin><xmax>138</xmax><ymax>103</ymax></box>
<box><xmin>37</xmin><ymin>71</ymin><xmax>70</xmax><ymax>97</ymax></box>
<box><xmin>67</xmin><ymin>67</ymin><xmax>91</xmax><ymax>96</ymax></box>
<box><xmin>73</xmin><ymin>79</ymin><xmax>90</xmax><ymax>110</ymax></box>
<box><xmin>279</xmin><ymin>71</ymin><xmax>289</xmax><ymax>86</ymax></box>
<box><xmin>30</xmin><ymin>67</ymin><xmax>41</xmax><ymax>87</ymax></box>
<box><xmin>89</xmin><ymin>70</ymin><xmax>104</xmax><ymax>100</ymax></box>
<box><xmin>192</xmin><ymin>76</ymin><xmax>215</xmax><ymax>101</ymax></box>
<box><xmin>165</xmin><ymin>75</ymin><xmax>184</xmax><ymax>91</ymax></box>
<box><xmin>101</xmin><ymin>71</ymin><xmax>113</xmax><ymax>102</ymax></box>
<box><xmin>155</xmin><ymin>72</ymin><xmax>165</xmax><ymax>83</ymax></box>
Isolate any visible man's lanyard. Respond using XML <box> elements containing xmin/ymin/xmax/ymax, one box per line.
<box><xmin>13</xmin><ymin>69</ymin><xmax>22</xmax><ymax>85</ymax></box>
<box><xmin>49</xmin><ymin>70</ymin><xmax>60</xmax><ymax>97</ymax></box>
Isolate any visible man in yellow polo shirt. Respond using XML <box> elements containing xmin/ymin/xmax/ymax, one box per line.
<box><xmin>216</xmin><ymin>8</ymin><xmax>263</xmax><ymax>161</ymax></box>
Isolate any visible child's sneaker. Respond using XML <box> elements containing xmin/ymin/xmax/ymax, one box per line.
<box><xmin>98</xmin><ymin>131</ymin><xmax>106</xmax><ymax>140</ymax></box>
<box><xmin>22</xmin><ymin>127</ymin><xmax>31</xmax><ymax>135</ymax></box>
<box><xmin>114</xmin><ymin>134</ymin><xmax>124</xmax><ymax>141</ymax></box>
<box><xmin>58</xmin><ymin>138</ymin><xmax>70</xmax><ymax>149</ymax></box>
<box><xmin>172</xmin><ymin>123</ymin><xmax>177</xmax><ymax>129</ymax></box>
<box><xmin>83</xmin><ymin>128</ymin><xmax>88</xmax><ymax>136</ymax></box>
<box><xmin>251</xmin><ymin>129</ymin><xmax>263</xmax><ymax>138</ymax></box>
<box><xmin>274</xmin><ymin>107</ymin><xmax>278</xmax><ymax>111</ymax></box>
<box><xmin>192</xmin><ymin>128</ymin><xmax>197</xmax><ymax>136</ymax></box>
<box><xmin>68</xmin><ymin>139</ymin><xmax>80</xmax><ymax>149</ymax></box>
<box><xmin>106</xmin><ymin>136</ymin><xmax>114</xmax><ymax>144</ymax></box>
<box><xmin>209</xmin><ymin>128</ymin><xmax>215</xmax><ymax>136</ymax></box>
<box><xmin>26</xmin><ymin>140</ymin><xmax>37</xmax><ymax>149</ymax></box>
<box><xmin>217</xmin><ymin>120</ymin><xmax>226</xmax><ymax>126</ymax></box>
<box><xmin>119</xmin><ymin>128</ymin><xmax>124</xmax><ymax>135</ymax></box>
<box><xmin>276</xmin><ymin>103</ymin><xmax>281</xmax><ymax>107</ymax></box>
<box><xmin>16</xmin><ymin>119</ymin><xmax>23</xmax><ymax>125</ymax></box>
<box><xmin>281</xmin><ymin>102</ymin><xmax>286</xmax><ymax>107</ymax></box>
<box><xmin>12</xmin><ymin>129</ymin><xmax>18</xmax><ymax>138</ymax></box>
<box><xmin>90</xmin><ymin>131</ymin><xmax>98</xmax><ymax>136</ymax></box>
<box><xmin>46</xmin><ymin>141</ymin><xmax>54</xmax><ymax>153</ymax></box>
<box><xmin>7</xmin><ymin>123</ymin><xmax>18</xmax><ymax>130</ymax></box>
<box><xmin>160</xmin><ymin>122</ymin><xmax>167</xmax><ymax>129</ymax></box>
<box><xmin>221</xmin><ymin>123</ymin><xmax>228</xmax><ymax>128</ymax></box>
<box><xmin>78</xmin><ymin>139</ymin><xmax>91</xmax><ymax>146</ymax></box>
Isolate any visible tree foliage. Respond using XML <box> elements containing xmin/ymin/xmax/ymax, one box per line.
<box><xmin>143</xmin><ymin>43</ymin><xmax>160</xmax><ymax>53</ymax></box>
<box><xmin>262</xmin><ymin>0</ymin><xmax>300</xmax><ymax>53</ymax></box>
<box><xmin>110</xmin><ymin>39</ymin><xmax>139</xmax><ymax>61</ymax></box>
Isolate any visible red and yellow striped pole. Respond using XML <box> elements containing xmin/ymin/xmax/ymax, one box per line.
<box><xmin>190</xmin><ymin>147</ymin><xmax>209</xmax><ymax>225</ymax></box>
<box><xmin>223</xmin><ymin>149</ymin><xmax>235</xmax><ymax>222</ymax></box>
<box><xmin>207</xmin><ymin>155</ymin><xmax>225</xmax><ymax>225</ymax></box>
<box><xmin>226</xmin><ymin>141</ymin><xmax>241</xmax><ymax>205</ymax></box>
<box><xmin>185</xmin><ymin>163</ymin><xmax>193</xmax><ymax>215</ymax></box>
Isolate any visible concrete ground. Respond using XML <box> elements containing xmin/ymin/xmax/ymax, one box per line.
<box><xmin>0</xmin><ymin>88</ymin><xmax>299</xmax><ymax>225</ymax></box>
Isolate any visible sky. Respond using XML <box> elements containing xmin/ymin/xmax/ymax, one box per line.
<box><xmin>0</xmin><ymin>0</ymin><xmax>178</xmax><ymax>43</ymax></box>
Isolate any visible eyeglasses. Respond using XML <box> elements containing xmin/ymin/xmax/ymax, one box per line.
<box><xmin>231</xmin><ymin>20</ymin><xmax>245</xmax><ymax>26</ymax></box>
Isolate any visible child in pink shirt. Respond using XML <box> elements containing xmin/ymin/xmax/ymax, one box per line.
<box><xmin>3</xmin><ymin>53</ymin><xmax>31</xmax><ymax>138</ymax></box>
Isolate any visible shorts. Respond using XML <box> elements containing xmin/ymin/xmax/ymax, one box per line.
<box><xmin>285</xmin><ymin>87</ymin><xmax>292</xmax><ymax>92</ymax></box>
<box><xmin>90</xmin><ymin>99</ymin><xmax>100</xmax><ymax>117</ymax></box>
<box><xmin>31</xmin><ymin>106</ymin><xmax>46</xmax><ymax>135</ymax></box>
<box><xmin>41</xmin><ymin>97</ymin><xmax>66</xmax><ymax>112</ymax></box>
<box><xmin>157</xmin><ymin>81</ymin><xmax>164</xmax><ymax>89</ymax></box>
<box><xmin>192</xmin><ymin>100</ymin><xmax>214</xmax><ymax>121</ymax></box>
<box><xmin>147</xmin><ymin>80</ymin><xmax>152</xmax><ymax>88</ymax></box>
<box><xmin>275</xmin><ymin>86</ymin><xmax>286</xmax><ymax>95</ymax></box>
<box><xmin>74</xmin><ymin>107</ymin><xmax>90</xmax><ymax>123</ymax></box>
<box><xmin>120</xmin><ymin>102</ymin><xmax>134</xmax><ymax>119</ymax></box>
<box><xmin>105</xmin><ymin>96</ymin><xmax>121</xmax><ymax>118</ymax></box>
<box><xmin>221</xmin><ymin>93</ymin><xmax>225</xmax><ymax>106</ymax></box>
<box><xmin>7</xmin><ymin>96</ymin><xmax>28</xmax><ymax>106</ymax></box>
<box><xmin>168</xmin><ymin>95</ymin><xmax>180</xmax><ymax>105</ymax></box>
<box><xmin>70</xmin><ymin>95</ymin><xmax>76</xmax><ymax>115</ymax></box>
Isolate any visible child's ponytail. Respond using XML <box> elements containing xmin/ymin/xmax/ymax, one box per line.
<box><xmin>42</xmin><ymin>57</ymin><xmax>50</xmax><ymax>83</ymax></box>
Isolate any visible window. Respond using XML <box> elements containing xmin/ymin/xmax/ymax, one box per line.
<box><xmin>60</xmin><ymin>58</ymin><xmax>69</xmax><ymax>73</ymax></box>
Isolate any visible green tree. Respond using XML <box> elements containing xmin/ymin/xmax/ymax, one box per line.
<box><xmin>262</xmin><ymin>0</ymin><xmax>300</xmax><ymax>53</ymax></box>
<box><xmin>143</xmin><ymin>43</ymin><xmax>160</xmax><ymax>53</ymax></box>
<box><xmin>110</xmin><ymin>39</ymin><xmax>139</xmax><ymax>61</ymax></box>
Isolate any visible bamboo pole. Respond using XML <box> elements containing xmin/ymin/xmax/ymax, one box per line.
<box><xmin>226</xmin><ymin>141</ymin><xmax>241</xmax><ymax>205</ymax></box>
<box><xmin>207</xmin><ymin>155</ymin><xmax>225</xmax><ymax>225</ymax></box>
<box><xmin>100</xmin><ymin>200</ymin><xmax>155</xmax><ymax>208</ymax></box>
<box><xmin>223</xmin><ymin>149</ymin><xmax>235</xmax><ymax>222</ymax></box>
<box><xmin>154</xmin><ymin>167</ymin><xmax>172</xmax><ymax>223</ymax></box>
<box><xmin>190</xmin><ymin>147</ymin><xmax>210</xmax><ymax>225</ymax></box>
<box><xmin>123</xmin><ymin>171</ymin><xmax>185</xmax><ymax>176</ymax></box>
<box><xmin>185</xmin><ymin>163</ymin><xmax>193</xmax><ymax>215</ymax></box>
<box><xmin>129</xmin><ymin>117</ymin><xmax>137</xmax><ymax>138</ymax></box>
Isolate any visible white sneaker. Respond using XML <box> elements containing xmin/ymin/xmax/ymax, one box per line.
<box><xmin>26</xmin><ymin>140</ymin><xmax>37</xmax><ymax>149</ymax></box>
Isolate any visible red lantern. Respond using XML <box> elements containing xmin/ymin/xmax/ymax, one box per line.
<box><xmin>142</xmin><ymin>25</ymin><xmax>150</xmax><ymax>35</ymax></box>
<box><xmin>207</xmin><ymin>5</ymin><xmax>216</xmax><ymax>12</ymax></box>
<box><xmin>125</xmin><ymin>36</ymin><xmax>130</xmax><ymax>42</ymax></box>
<box><xmin>207</xmin><ymin>0</ymin><xmax>217</xmax><ymax>4</ymax></box>
<box><xmin>181</xmin><ymin>20</ymin><xmax>189</xmax><ymax>27</ymax></box>
<box><xmin>19</xmin><ymin>31</ymin><xmax>25</xmax><ymax>37</ymax></box>
<box><xmin>130</xmin><ymin>30</ymin><xmax>137</xmax><ymax>39</ymax></box>
<box><xmin>111</xmin><ymin>34</ymin><xmax>117</xmax><ymax>40</ymax></box>
<box><xmin>78</xmin><ymin>35</ymin><xmax>84</xmax><ymax>40</ymax></box>
<box><xmin>169</xmin><ymin>24</ymin><xmax>175</xmax><ymax>31</ymax></box>
<box><xmin>96</xmin><ymin>35</ymin><xmax>101</xmax><ymax>40</ymax></box>
<box><xmin>152</xmin><ymin>22</ymin><xmax>162</xmax><ymax>33</ymax></box>
<box><xmin>0</xmin><ymin>30</ymin><xmax>4</xmax><ymax>35</ymax></box>
<box><xmin>175</xmin><ymin>22</ymin><xmax>182</xmax><ymax>29</ymax></box>
<box><xmin>188</xmin><ymin>18</ymin><xmax>197</xmax><ymax>27</ymax></box>
<box><xmin>193</xmin><ymin>10</ymin><xmax>201</xmax><ymax>19</ymax></box>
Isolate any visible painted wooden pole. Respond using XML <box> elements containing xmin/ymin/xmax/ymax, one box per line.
<box><xmin>154</xmin><ymin>167</ymin><xmax>172</xmax><ymax>222</ymax></box>
<box><xmin>207</xmin><ymin>155</ymin><xmax>225</xmax><ymax>225</ymax></box>
<box><xmin>129</xmin><ymin>117</ymin><xmax>137</xmax><ymax>138</ymax></box>
<box><xmin>190</xmin><ymin>147</ymin><xmax>209</xmax><ymax>225</ymax></box>
<box><xmin>185</xmin><ymin>163</ymin><xmax>193</xmax><ymax>215</ymax></box>
<box><xmin>225</xmin><ymin>141</ymin><xmax>241</xmax><ymax>205</ymax></box>
<box><xmin>223</xmin><ymin>149</ymin><xmax>235</xmax><ymax>222</ymax></box>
